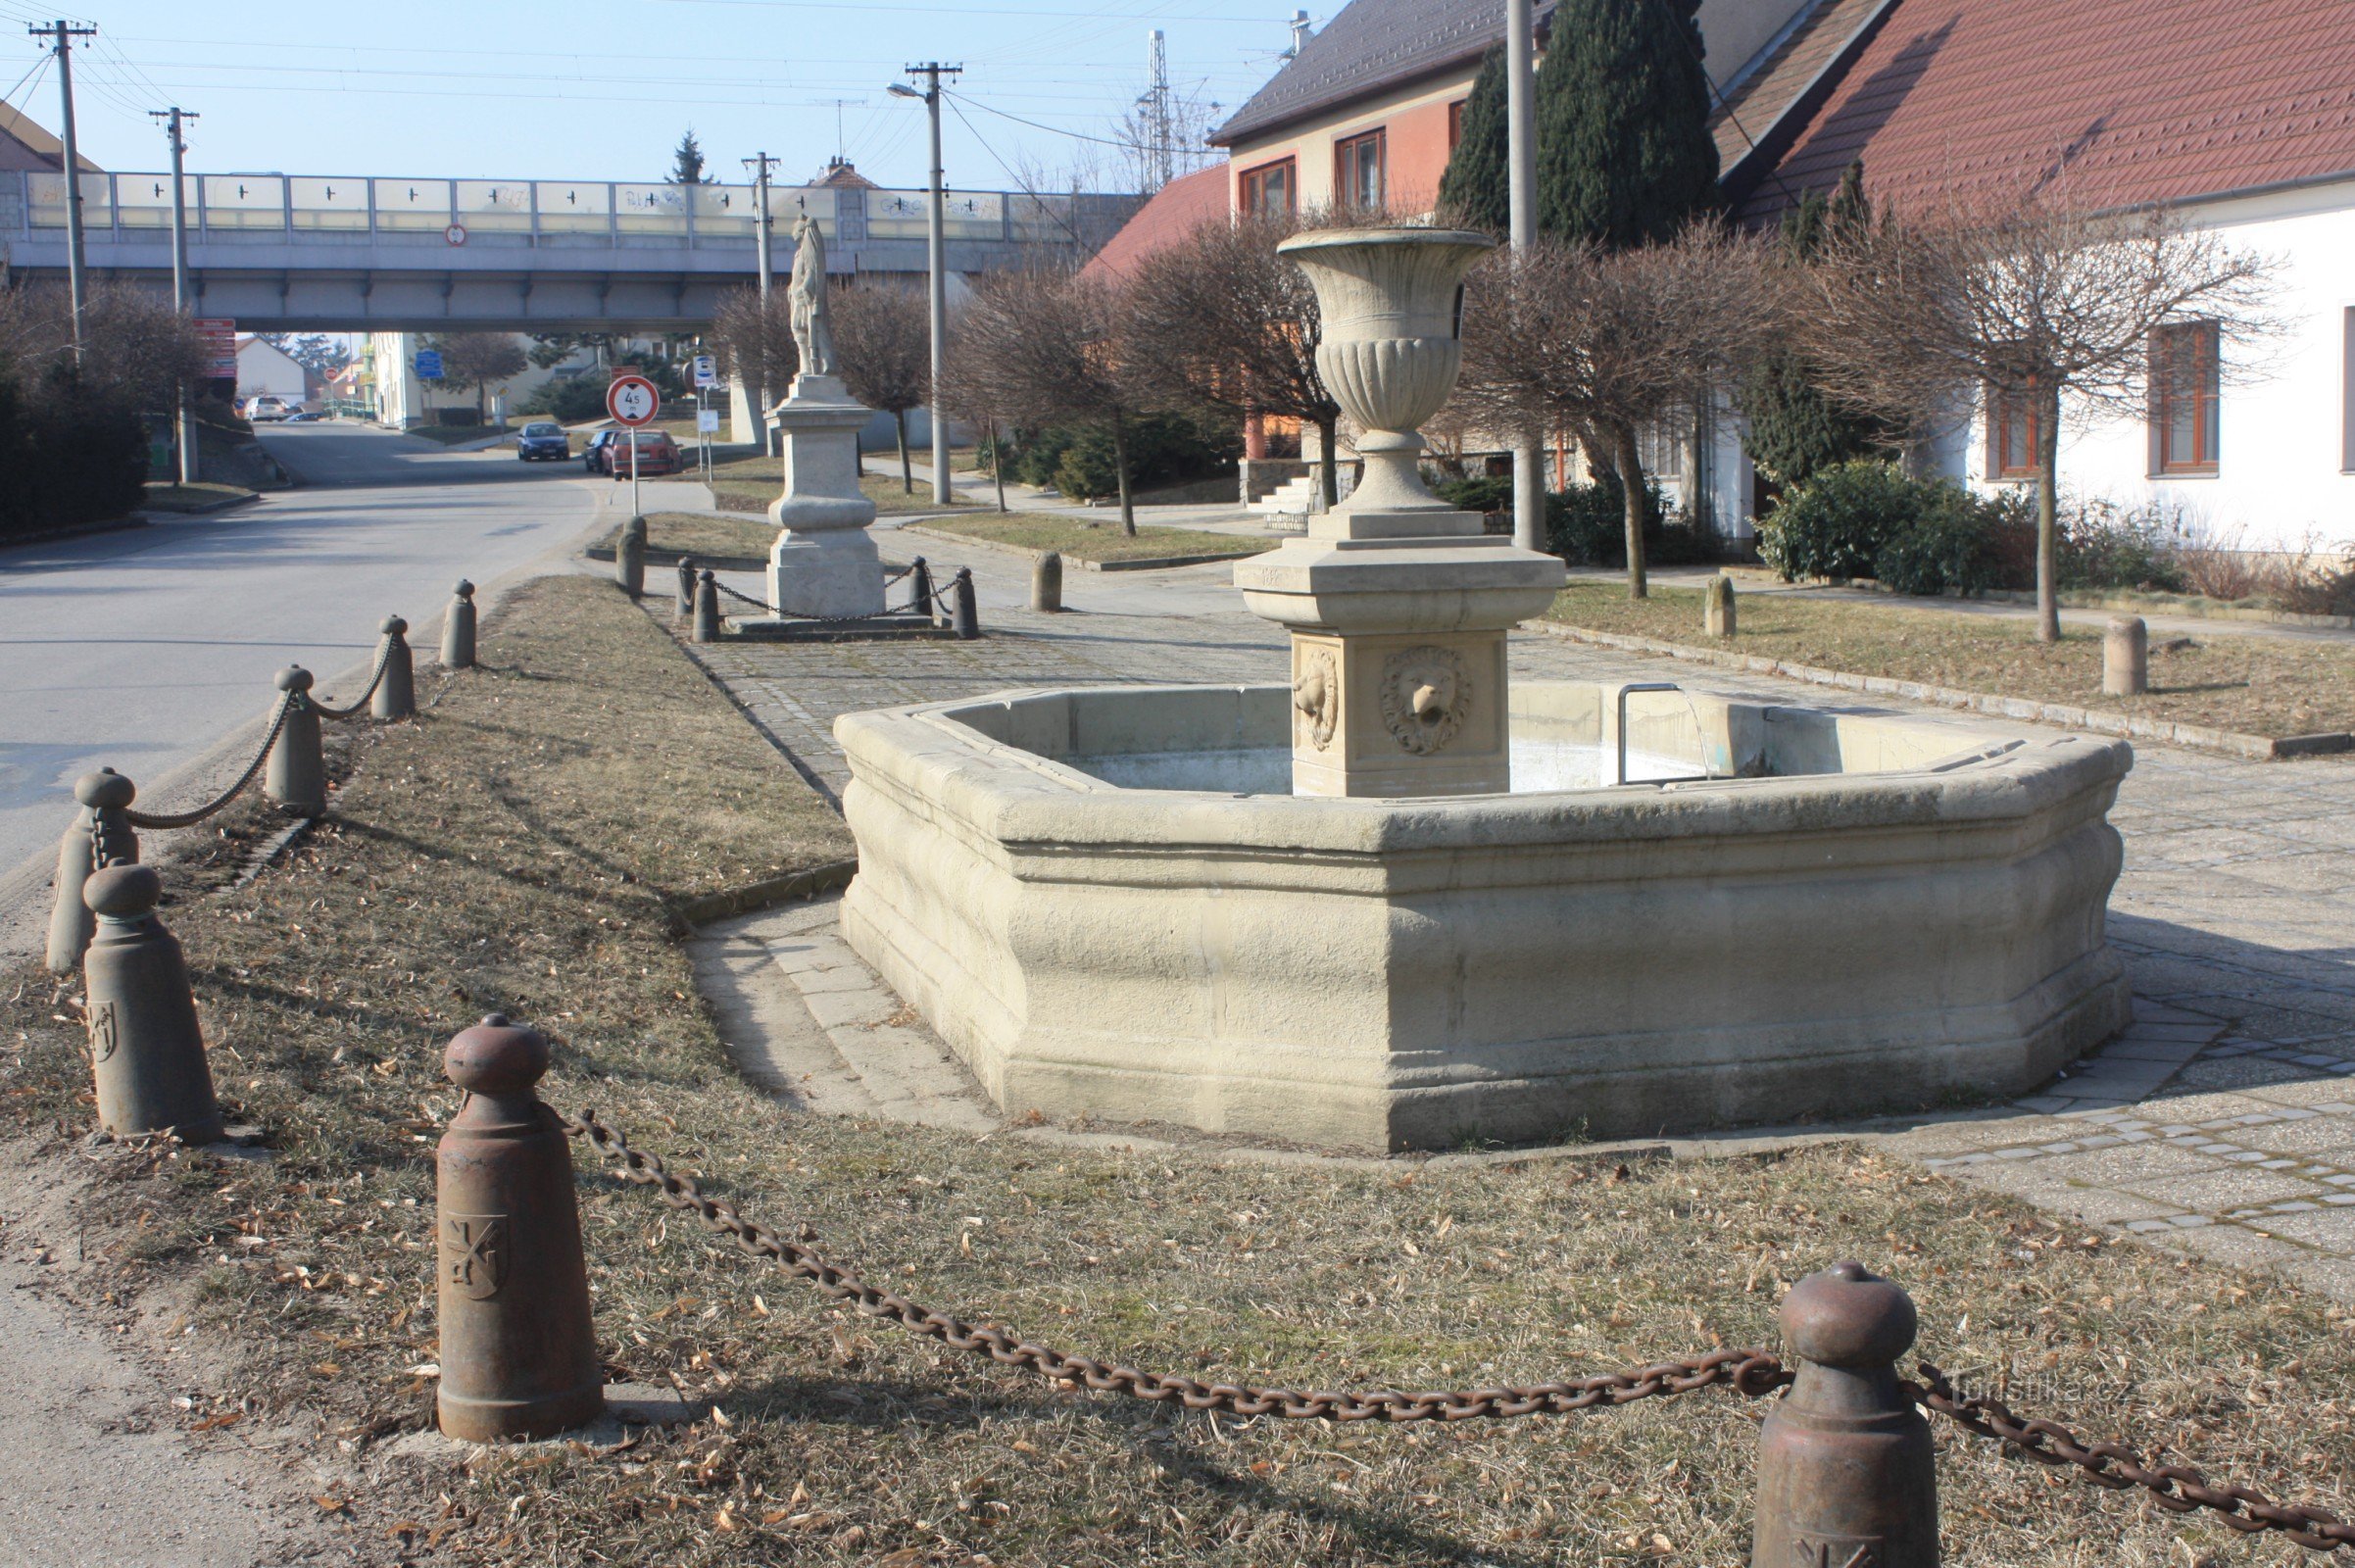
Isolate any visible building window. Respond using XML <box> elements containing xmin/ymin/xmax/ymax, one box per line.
<box><xmin>2150</xmin><ymin>320</ymin><xmax>2220</xmax><ymax>475</ymax></box>
<box><xmin>1987</xmin><ymin>382</ymin><xmax>2040</xmax><ymax>480</ymax></box>
<box><xmin>1238</xmin><ymin>158</ymin><xmax>1295</xmax><ymax>218</ymax></box>
<box><xmin>1335</xmin><ymin>128</ymin><xmax>1386</xmax><ymax>212</ymax></box>
<box><xmin>1447</xmin><ymin>98</ymin><xmax>1467</xmax><ymax>152</ymax></box>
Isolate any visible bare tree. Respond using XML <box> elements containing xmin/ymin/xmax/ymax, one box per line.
<box><xmin>1800</xmin><ymin>190</ymin><xmax>2280</xmax><ymax>639</ymax></box>
<box><xmin>710</xmin><ymin>285</ymin><xmax>799</xmax><ymax>442</ymax></box>
<box><xmin>0</xmin><ymin>281</ymin><xmax>210</xmax><ymax>410</ymax></box>
<box><xmin>1127</xmin><ymin>212</ymin><xmax>1346</xmax><ymax>508</ymax></box>
<box><xmin>830</xmin><ymin>284</ymin><xmax>930</xmax><ymax>493</ymax></box>
<box><xmin>1457</xmin><ymin>223</ymin><xmax>1772</xmax><ymax>597</ymax></box>
<box><xmin>950</xmin><ymin>268</ymin><xmax>1149</xmax><ymax>534</ymax></box>
<box><xmin>428</xmin><ymin>331</ymin><xmax>528</xmax><ymax>423</ymax></box>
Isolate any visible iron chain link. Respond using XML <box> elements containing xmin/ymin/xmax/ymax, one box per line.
<box><xmin>311</xmin><ymin>637</ymin><xmax>397</xmax><ymax>721</ymax></box>
<box><xmin>562</xmin><ymin>1107</ymin><xmax>1792</xmax><ymax>1421</ymax></box>
<box><xmin>123</xmin><ymin>690</ymin><xmax>296</xmax><ymax>831</ymax></box>
<box><xmin>702</xmin><ymin>569</ymin><xmax>948</xmax><ymax>626</ymax></box>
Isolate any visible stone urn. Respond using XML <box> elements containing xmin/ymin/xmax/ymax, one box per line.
<box><xmin>1279</xmin><ymin>226</ymin><xmax>1495</xmax><ymax>517</ymax></box>
<box><xmin>1235</xmin><ymin>225</ymin><xmax>1564</xmax><ymax>798</ymax></box>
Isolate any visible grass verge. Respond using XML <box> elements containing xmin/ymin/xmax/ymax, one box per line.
<box><xmin>701</xmin><ymin>453</ymin><xmax>978</xmax><ymax>516</ymax></box>
<box><xmin>1550</xmin><ymin>582</ymin><xmax>2355</xmax><ymax>738</ymax></box>
<box><xmin>142</xmin><ymin>480</ymin><xmax>258</xmax><ymax>513</ymax></box>
<box><xmin>602</xmin><ymin>511</ymin><xmax>776</xmax><ymax>564</ymax></box>
<box><xmin>5</xmin><ymin>575</ymin><xmax>2353</xmax><ymax>1565</ymax></box>
<box><xmin>403</xmin><ymin>425</ymin><xmax>499</xmax><ymax>447</ymax></box>
<box><xmin>918</xmin><ymin>511</ymin><xmax>1273</xmax><ymax>564</ymax></box>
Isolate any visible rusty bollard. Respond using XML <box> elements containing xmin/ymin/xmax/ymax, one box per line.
<box><xmin>45</xmin><ymin>768</ymin><xmax>139</xmax><ymax>974</ymax></box>
<box><xmin>1705</xmin><ymin>573</ymin><xmax>1738</xmax><ymax>639</ymax></box>
<box><xmin>372</xmin><ymin>615</ymin><xmax>417</xmax><ymax>720</ymax></box>
<box><xmin>951</xmin><ymin>566</ymin><xmax>979</xmax><ymax>640</ymax></box>
<box><xmin>1752</xmin><ymin>1261</ymin><xmax>1937</xmax><ymax>1568</ymax></box>
<box><xmin>2103</xmin><ymin>614</ymin><xmax>2148</xmax><ymax>697</ymax></box>
<box><xmin>442</xmin><ymin>580</ymin><xmax>477</xmax><ymax>670</ymax></box>
<box><xmin>1030</xmin><ymin>550</ymin><xmax>1063</xmax><ymax>612</ymax></box>
<box><xmin>266</xmin><ymin>666</ymin><xmax>326</xmax><ymax>816</ymax></box>
<box><xmin>82</xmin><ymin>862</ymin><xmax>225</xmax><ymax>1144</ymax></box>
<box><xmin>909</xmin><ymin>557</ymin><xmax>934</xmax><ymax>620</ymax></box>
<box><xmin>675</xmin><ymin>557</ymin><xmax>697</xmax><ymax>624</ymax></box>
<box><xmin>435</xmin><ymin>1015</ymin><xmax>604</xmax><ymax>1443</ymax></box>
<box><xmin>693</xmin><ymin>569</ymin><xmax>721</xmax><ymax>643</ymax></box>
<box><xmin>617</xmin><ymin>514</ymin><xmax>647</xmax><ymax>600</ymax></box>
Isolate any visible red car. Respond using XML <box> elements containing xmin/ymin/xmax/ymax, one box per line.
<box><xmin>595</xmin><ymin>428</ymin><xmax>682</xmax><ymax>478</ymax></box>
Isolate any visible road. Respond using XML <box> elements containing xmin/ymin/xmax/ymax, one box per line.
<box><xmin>0</xmin><ymin>421</ymin><xmax>605</xmax><ymax>949</ymax></box>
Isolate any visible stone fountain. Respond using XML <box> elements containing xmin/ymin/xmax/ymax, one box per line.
<box><xmin>828</xmin><ymin>226</ymin><xmax>2134</xmax><ymax>1152</ymax></box>
<box><xmin>1236</xmin><ymin>228</ymin><xmax>1564</xmax><ymax>796</ymax></box>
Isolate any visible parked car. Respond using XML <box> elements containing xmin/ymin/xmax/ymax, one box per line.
<box><xmin>244</xmin><ymin>395</ymin><xmax>304</xmax><ymax>422</ymax></box>
<box><xmin>515</xmin><ymin>421</ymin><xmax>570</xmax><ymax>462</ymax></box>
<box><xmin>592</xmin><ymin>428</ymin><xmax>683</xmax><ymax>478</ymax></box>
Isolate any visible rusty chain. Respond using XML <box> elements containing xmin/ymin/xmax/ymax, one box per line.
<box><xmin>1908</xmin><ymin>1364</ymin><xmax>2355</xmax><ymax>1553</ymax></box>
<box><xmin>310</xmin><ymin>636</ymin><xmax>397</xmax><ymax>721</ymax></box>
<box><xmin>702</xmin><ymin>571</ymin><xmax>946</xmax><ymax>626</ymax></box>
<box><xmin>561</xmin><ymin>1107</ymin><xmax>1792</xmax><ymax>1421</ymax></box>
<box><xmin>123</xmin><ymin>690</ymin><xmax>296</xmax><ymax>831</ymax></box>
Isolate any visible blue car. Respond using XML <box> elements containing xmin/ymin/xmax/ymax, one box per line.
<box><xmin>515</xmin><ymin>421</ymin><xmax>570</xmax><ymax>462</ymax></box>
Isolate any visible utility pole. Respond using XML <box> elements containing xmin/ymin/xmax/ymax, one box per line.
<box><xmin>151</xmin><ymin>108</ymin><xmax>201</xmax><ymax>483</ymax></box>
<box><xmin>29</xmin><ymin>20</ymin><xmax>98</xmax><ymax>357</ymax></box>
<box><xmin>1504</xmin><ymin>0</ymin><xmax>1544</xmax><ymax>555</ymax></box>
<box><xmin>896</xmin><ymin>64</ymin><xmax>960</xmax><ymax>505</ymax></box>
<box><xmin>743</xmin><ymin>151</ymin><xmax>780</xmax><ymax>457</ymax></box>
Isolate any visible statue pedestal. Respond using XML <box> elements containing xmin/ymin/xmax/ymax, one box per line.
<box><xmin>765</xmin><ymin>374</ymin><xmax>882</xmax><ymax>619</ymax></box>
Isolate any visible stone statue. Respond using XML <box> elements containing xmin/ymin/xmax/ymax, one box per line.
<box><xmin>787</xmin><ymin>212</ymin><xmax>836</xmax><ymax>379</ymax></box>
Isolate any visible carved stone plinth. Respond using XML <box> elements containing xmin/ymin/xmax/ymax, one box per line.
<box><xmin>765</xmin><ymin>373</ymin><xmax>881</xmax><ymax>619</ymax></box>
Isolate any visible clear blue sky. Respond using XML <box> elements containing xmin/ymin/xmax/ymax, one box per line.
<box><xmin>1</xmin><ymin>0</ymin><xmax>1310</xmax><ymax>192</ymax></box>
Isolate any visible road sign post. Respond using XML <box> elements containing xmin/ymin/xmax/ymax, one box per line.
<box><xmin>607</xmin><ymin>372</ymin><xmax>660</xmax><ymax>522</ymax></box>
<box><xmin>415</xmin><ymin>349</ymin><xmax>445</xmax><ymax>429</ymax></box>
<box><xmin>691</xmin><ymin>356</ymin><xmax>718</xmax><ymax>484</ymax></box>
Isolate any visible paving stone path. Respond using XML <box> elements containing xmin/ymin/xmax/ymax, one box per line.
<box><xmin>681</xmin><ymin>534</ymin><xmax>2355</xmax><ymax>1295</ymax></box>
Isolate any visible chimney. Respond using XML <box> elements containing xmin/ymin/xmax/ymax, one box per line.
<box><xmin>1287</xmin><ymin>9</ymin><xmax>1312</xmax><ymax>58</ymax></box>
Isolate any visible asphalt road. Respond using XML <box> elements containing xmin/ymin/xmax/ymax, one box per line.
<box><xmin>0</xmin><ymin>421</ymin><xmax>603</xmax><ymax>946</ymax></box>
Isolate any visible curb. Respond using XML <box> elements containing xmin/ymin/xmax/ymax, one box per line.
<box><xmin>1526</xmin><ymin>619</ymin><xmax>2355</xmax><ymax>762</ymax></box>
<box><xmin>141</xmin><ymin>491</ymin><xmax>263</xmax><ymax>518</ymax></box>
<box><xmin>674</xmin><ymin>858</ymin><xmax>859</xmax><ymax>924</ymax></box>
<box><xmin>585</xmin><ymin>545</ymin><xmax>768</xmax><ymax>572</ymax></box>
<box><xmin>897</xmin><ymin>522</ymin><xmax>1269</xmax><ymax>573</ymax></box>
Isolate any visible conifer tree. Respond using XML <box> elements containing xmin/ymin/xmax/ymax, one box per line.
<box><xmin>1435</xmin><ymin>48</ymin><xmax>1511</xmax><ymax>234</ymax></box>
<box><xmin>668</xmin><ymin>129</ymin><xmax>713</xmax><ymax>186</ymax></box>
<box><xmin>1534</xmin><ymin>0</ymin><xmax>1720</xmax><ymax>248</ymax></box>
<box><xmin>1740</xmin><ymin>162</ymin><xmax>1891</xmax><ymax>486</ymax></box>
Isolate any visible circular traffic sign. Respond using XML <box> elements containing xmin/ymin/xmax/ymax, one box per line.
<box><xmin>444</xmin><ymin>222</ymin><xmax>467</xmax><ymax>247</ymax></box>
<box><xmin>606</xmin><ymin>374</ymin><xmax>661</xmax><ymax>427</ymax></box>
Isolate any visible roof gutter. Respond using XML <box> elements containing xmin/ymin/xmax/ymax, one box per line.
<box><xmin>1717</xmin><ymin>0</ymin><xmax>1905</xmax><ymax>211</ymax></box>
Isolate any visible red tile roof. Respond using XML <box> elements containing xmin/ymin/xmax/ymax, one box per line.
<box><xmin>1740</xmin><ymin>0</ymin><xmax>2355</xmax><ymax>222</ymax></box>
<box><xmin>1079</xmin><ymin>164</ymin><xmax>1231</xmax><ymax>280</ymax></box>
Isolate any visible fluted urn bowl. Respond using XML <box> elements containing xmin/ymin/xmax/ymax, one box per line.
<box><xmin>1278</xmin><ymin>226</ymin><xmax>1496</xmax><ymax>511</ymax></box>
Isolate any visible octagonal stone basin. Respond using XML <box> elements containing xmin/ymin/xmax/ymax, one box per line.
<box><xmin>835</xmin><ymin>680</ymin><xmax>2134</xmax><ymax>1152</ymax></box>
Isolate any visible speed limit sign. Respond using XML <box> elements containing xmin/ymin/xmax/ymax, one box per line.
<box><xmin>606</xmin><ymin>373</ymin><xmax>660</xmax><ymax>426</ymax></box>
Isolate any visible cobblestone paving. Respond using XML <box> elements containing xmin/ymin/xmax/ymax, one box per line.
<box><xmin>683</xmin><ymin>539</ymin><xmax>2355</xmax><ymax>1294</ymax></box>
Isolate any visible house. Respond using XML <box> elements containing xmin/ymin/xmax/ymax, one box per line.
<box><xmin>0</xmin><ymin>100</ymin><xmax>101</xmax><ymax>174</ymax></box>
<box><xmin>1192</xmin><ymin>0</ymin><xmax>1893</xmax><ymax>524</ymax></box>
<box><xmin>234</xmin><ymin>336</ymin><xmax>317</xmax><ymax>410</ymax></box>
<box><xmin>1731</xmin><ymin>0</ymin><xmax>2355</xmax><ymax>553</ymax></box>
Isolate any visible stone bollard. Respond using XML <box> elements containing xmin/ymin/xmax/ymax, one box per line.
<box><xmin>909</xmin><ymin>557</ymin><xmax>934</xmax><ymax>620</ymax></box>
<box><xmin>951</xmin><ymin>566</ymin><xmax>980</xmax><ymax>640</ymax></box>
<box><xmin>45</xmin><ymin>768</ymin><xmax>139</xmax><ymax>974</ymax></box>
<box><xmin>1705</xmin><ymin>573</ymin><xmax>1738</xmax><ymax>639</ymax></box>
<box><xmin>372</xmin><ymin>616</ymin><xmax>417</xmax><ymax>720</ymax></box>
<box><xmin>693</xmin><ymin>569</ymin><xmax>721</xmax><ymax>643</ymax></box>
<box><xmin>1752</xmin><ymin>1261</ymin><xmax>1937</xmax><ymax>1568</ymax></box>
<box><xmin>675</xmin><ymin>557</ymin><xmax>698</xmax><ymax>624</ymax></box>
<box><xmin>442</xmin><ymin>580</ymin><xmax>477</xmax><ymax>670</ymax></box>
<box><xmin>617</xmin><ymin>514</ymin><xmax>648</xmax><ymax>600</ymax></box>
<box><xmin>2103</xmin><ymin>614</ymin><xmax>2148</xmax><ymax>697</ymax></box>
<box><xmin>81</xmin><ymin>862</ymin><xmax>225</xmax><ymax>1144</ymax></box>
<box><xmin>1031</xmin><ymin>550</ymin><xmax>1063</xmax><ymax>612</ymax></box>
<box><xmin>434</xmin><ymin>1015</ymin><xmax>604</xmax><ymax>1443</ymax></box>
<box><xmin>266</xmin><ymin>667</ymin><xmax>327</xmax><ymax>817</ymax></box>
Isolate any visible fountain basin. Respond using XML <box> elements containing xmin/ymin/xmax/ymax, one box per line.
<box><xmin>836</xmin><ymin>681</ymin><xmax>2133</xmax><ymax>1152</ymax></box>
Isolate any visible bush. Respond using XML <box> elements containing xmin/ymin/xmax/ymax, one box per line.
<box><xmin>1433</xmin><ymin>474</ymin><xmax>1512</xmax><ymax>517</ymax></box>
<box><xmin>1033</xmin><ymin>412</ymin><xmax>1241</xmax><ymax>502</ymax></box>
<box><xmin>2056</xmin><ymin>497</ymin><xmax>2188</xmax><ymax>593</ymax></box>
<box><xmin>0</xmin><ymin>374</ymin><xmax>148</xmax><ymax>539</ymax></box>
<box><xmin>1759</xmin><ymin>461</ymin><xmax>2012</xmax><ymax>596</ymax></box>
<box><xmin>1872</xmin><ymin>488</ymin><xmax>2005</xmax><ymax>597</ymax></box>
<box><xmin>1544</xmin><ymin>470</ymin><xmax>1694</xmax><ymax>567</ymax></box>
<box><xmin>517</xmin><ymin>374</ymin><xmax>609</xmax><ymax>423</ymax></box>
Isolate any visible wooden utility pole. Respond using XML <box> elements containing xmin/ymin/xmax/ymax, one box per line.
<box><xmin>29</xmin><ymin>20</ymin><xmax>98</xmax><ymax>357</ymax></box>
<box><xmin>899</xmin><ymin>63</ymin><xmax>961</xmax><ymax>504</ymax></box>
<box><xmin>152</xmin><ymin>107</ymin><xmax>200</xmax><ymax>482</ymax></box>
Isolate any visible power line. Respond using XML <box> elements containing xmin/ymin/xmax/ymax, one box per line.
<box><xmin>944</xmin><ymin>93</ymin><xmax>1083</xmax><ymax>245</ymax></box>
<box><xmin>946</xmin><ymin>87</ymin><xmax>1136</xmax><ymax>149</ymax></box>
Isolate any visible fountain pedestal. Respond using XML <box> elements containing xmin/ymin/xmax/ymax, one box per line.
<box><xmin>764</xmin><ymin>373</ymin><xmax>882</xmax><ymax>619</ymax></box>
<box><xmin>1234</xmin><ymin>228</ymin><xmax>1562</xmax><ymax>798</ymax></box>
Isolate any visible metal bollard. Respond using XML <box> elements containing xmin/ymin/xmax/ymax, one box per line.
<box><xmin>1030</xmin><ymin>550</ymin><xmax>1063</xmax><ymax>612</ymax></box>
<box><xmin>693</xmin><ymin>569</ymin><xmax>721</xmax><ymax>643</ymax></box>
<box><xmin>434</xmin><ymin>1014</ymin><xmax>604</xmax><ymax>1443</ymax></box>
<box><xmin>442</xmin><ymin>579</ymin><xmax>477</xmax><ymax>670</ymax></box>
<box><xmin>909</xmin><ymin>557</ymin><xmax>933</xmax><ymax>620</ymax></box>
<box><xmin>951</xmin><ymin>566</ymin><xmax>980</xmax><ymax>640</ymax></box>
<box><xmin>2103</xmin><ymin>614</ymin><xmax>2148</xmax><ymax>697</ymax></box>
<box><xmin>617</xmin><ymin>514</ymin><xmax>648</xmax><ymax>600</ymax></box>
<box><xmin>675</xmin><ymin>557</ymin><xmax>698</xmax><ymax>624</ymax></box>
<box><xmin>1705</xmin><ymin>573</ymin><xmax>1738</xmax><ymax>639</ymax></box>
<box><xmin>45</xmin><ymin>768</ymin><xmax>139</xmax><ymax>974</ymax></box>
<box><xmin>266</xmin><ymin>666</ymin><xmax>326</xmax><ymax>817</ymax></box>
<box><xmin>81</xmin><ymin>862</ymin><xmax>225</xmax><ymax>1145</ymax></box>
<box><xmin>1752</xmin><ymin>1261</ymin><xmax>1937</xmax><ymax>1568</ymax></box>
<box><xmin>372</xmin><ymin>615</ymin><xmax>417</xmax><ymax>720</ymax></box>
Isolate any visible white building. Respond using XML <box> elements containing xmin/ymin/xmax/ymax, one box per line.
<box><xmin>363</xmin><ymin>332</ymin><xmax>602</xmax><ymax>429</ymax></box>
<box><xmin>234</xmin><ymin>336</ymin><xmax>314</xmax><ymax>410</ymax></box>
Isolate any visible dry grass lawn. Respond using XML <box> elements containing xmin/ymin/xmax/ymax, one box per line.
<box><xmin>603</xmin><ymin>511</ymin><xmax>777</xmax><ymax>564</ymax></box>
<box><xmin>920</xmin><ymin>512</ymin><xmax>1273</xmax><ymax>564</ymax></box>
<box><xmin>1551</xmin><ymin>582</ymin><xmax>2355</xmax><ymax>739</ymax></box>
<box><xmin>697</xmin><ymin>453</ymin><xmax>974</xmax><ymax>517</ymax></box>
<box><xmin>3</xmin><ymin>573</ymin><xmax>2352</xmax><ymax>1565</ymax></box>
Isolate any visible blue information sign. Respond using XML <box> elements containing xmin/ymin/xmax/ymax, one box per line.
<box><xmin>415</xmin><ymin>349</ymin><xmax>444</xmax><ymax>381</ymax></box>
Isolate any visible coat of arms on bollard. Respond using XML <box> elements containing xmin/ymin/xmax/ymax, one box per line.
<box><xmin>441</xmin><ymin>1213</ymin><xmax>511</xmax><ymax>1301</ymax></box>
